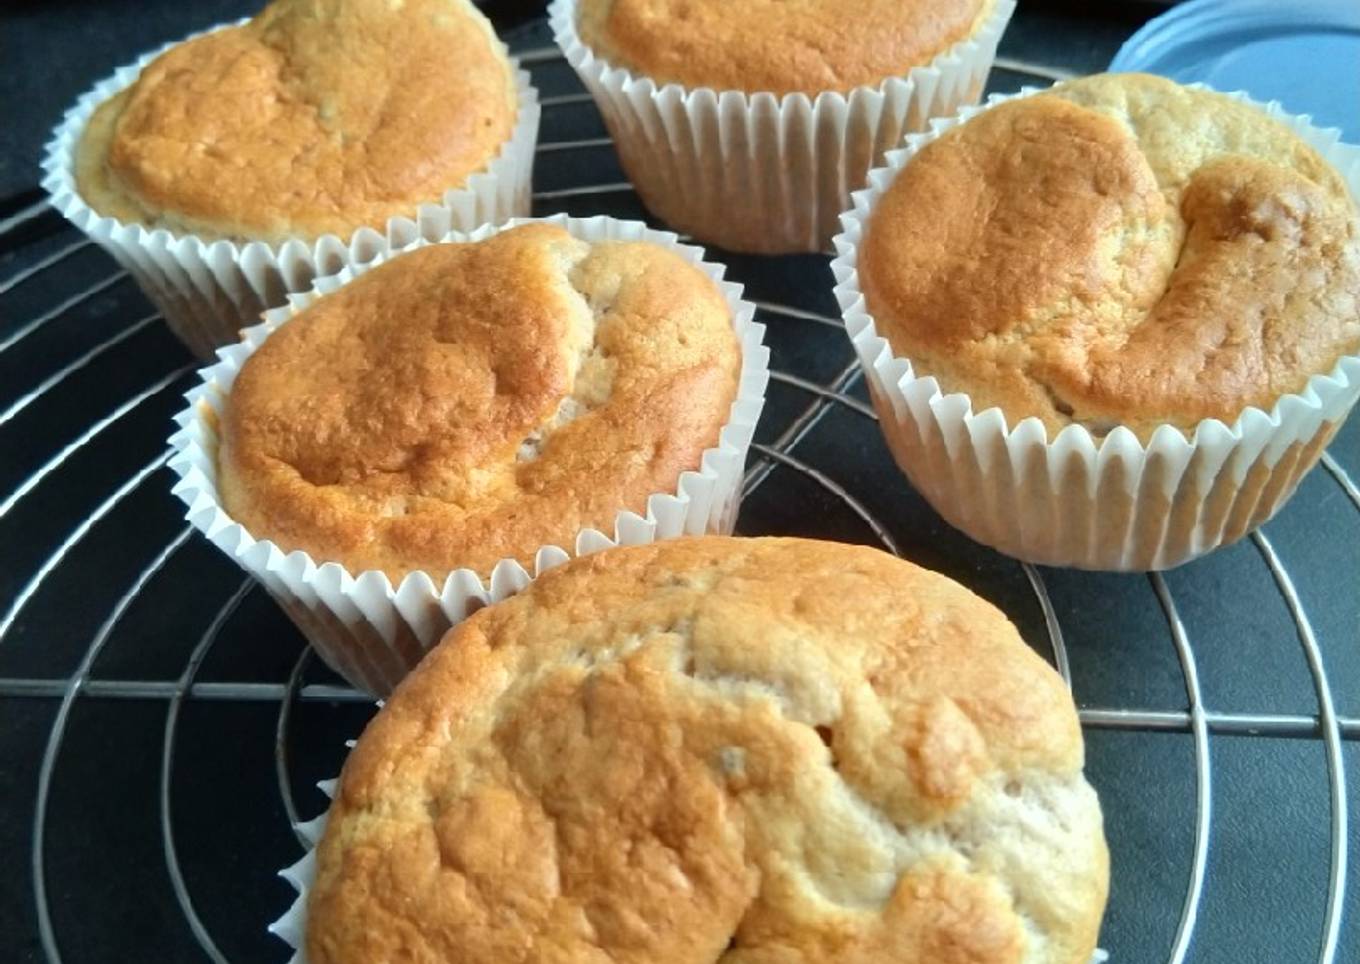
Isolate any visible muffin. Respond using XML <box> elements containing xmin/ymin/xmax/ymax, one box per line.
<box><xmin>552</xmin><ymin>0</ymin><xmax>1015</xmax><ymax>254</ymax></box>
<box><xmin>834</xmin><ymin>73</ymin><xmax>1360</xmax><ymax>570</ymax></box>
<box><xmin>45</xmin><ymin>0</ymin><xmax>540</xmax><ymax>356</ymax></box>
<box><xmin>169</xmin><ymin>216</ymin><xmax>768</xmax><ymax>694</ymax></box>
<box><xmin>285</xmin><ymin>536</ymin><xmax>1109</xmax><ymax>963</ymax></box>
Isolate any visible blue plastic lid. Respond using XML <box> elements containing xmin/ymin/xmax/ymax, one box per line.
<box><xmin>1109</xmin><ymin>0</ymin><xmax>1360</xmax><ymax>140</ymax></box>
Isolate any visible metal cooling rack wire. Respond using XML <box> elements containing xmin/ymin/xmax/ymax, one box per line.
<box><xmin>533</xmin><ymin>181</ymin><xmax>634</xmax><ymax>201</ymax></box>
<box><xmin>2</xmin><ymin>149</ymin><xmax>1358</xmax><ymax>719</ymax></box>
<box><xmin>748</xmin><ymin>441</ymin><xmax>901</xmax><ymax>555</ymax></box>
<box><xmin>1149</xmin><ymin>574</ymin><xmax>1211</xmax><ymax>963</ymax></box>
<box><xmin>1322</xmin><ymin>453</ymin><xmax>1360</xmax><ymax>511</ymax></box>
<box><xmin>537</xmin><ymin>136</ymin><xmax>612</xmax><ymax>153</ymax></box>
<box><xmin>0</xmin><ymin>366</ymin><xmax>193</xmax><ymax>519</ymax></box>
<box><xmin>0</xmin><ymin>452</ymin><xmax>173</xmax><ymax>641</ymax></box>
<box><xmin>276</xmin><ymin>645</ymin><xmax>319</xmax><ymax>848</ymax></box>
<box><xmin>0</xmin><ymin>197</ymin><xmax>53</xmax><ymax>235</ymax></box>
<box><xmin>1</xmin><ymin>38</ymin><xmax>1356</xmax><ymax>964</ymax></box>
<box><xmin>1254</xmin><ymin>533</ymin><xmax>1349</xmax><ymax>964</ymax></box>
<box><xmin>161</xmin><ymin>577</ymin><xmax>255</xmax><ymax>964</ymax></box>
<box><xmin>0</xmin><ymin>67</ymin><xmax>1354</xmax><ymax>719</ymax></box>
<box><xmin>539</xmin><ymin>92</ymin><xmax>594</xmax><ymax>108</ymax></box>
<box><xmin>0</xmin><ymin>311</ymin><xmax>163</xmax><ymax>427</ymax></box>
<box><xmin>512</xmin><ymin>43</ymin><xmax>1079</xmax><ymax>83</ymax></box>
<box><xmin>1023</xmin><ymin>562</ymin><xmax>1073</xmax><ymax>687</ymax></box>
<box><xmin>0</xmin><ymin>270</ymin><xmax>131</xmax><ymax>353</ymax></box>
<box><xmin>0</xmin><ymin>238</ymin><xmax>95</xmax><ymax>296</ymax></box>
<box><xmin>743</xmin><ymin>359</ymin><xmax>863</xmax><ymax>495</ymax></box>
<box><xmin>31</xmin><ymin>526</ymin><xmax>195</xmax><ymax>964</ymax></box>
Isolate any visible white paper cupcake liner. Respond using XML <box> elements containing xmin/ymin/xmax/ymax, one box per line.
<box><xmin>42</xmin><ymin>19</ymin><xmax>541</xmax><ymax>360</ymax></box>
<box><xmin>268</xmin><ymin>740</ymin><xmax>1110</xmax><ymax>963</ymax></box>
<box><xmin>167</xmin><ymin>213</ymin><xmax>769</xmax><ymax>695</ymax></box>
<box><xmin>270</xmin><ymin>775</ymin><xmax>331</xmax><ymax>963</ymax></box>
<box><xmin>833</xmin><ymin>85</ymin><xmax>1360</xmax><ymax>571</ymax></box>
<box><xmin>550</xmin><ymin>0</ymin><xmax>1015</xmax><ymax>255</ymax></box>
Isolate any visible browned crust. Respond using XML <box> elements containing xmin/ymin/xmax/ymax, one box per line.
<box><xmin>218</xmin><ymin>223</ymin><xmax>741</xmax><ymax>581</ymax></box>
<box><xmin>75</xmin><ymin>0</ymin><xmax>516</xmax><ymax>243</ymax></box>
<box><xmin>576</xmin><ymin>0</ymin><xmax>990</xmax><ymax>96</ymax></box>
<box><xmin>861</xmin><ymin>73</ymin><xmax>1360</xmax><ymax>440</ymax></box>
<box><xmin>307</xmin><ymin>536</ymin><xmax>1108</xmax><ymax>963</ymax></box>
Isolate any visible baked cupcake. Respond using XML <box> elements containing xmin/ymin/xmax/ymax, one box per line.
<box><xmin>834</xmin><ymin>73</ymin><xmax>1360</xmax><ymax>570</ymax></box>
<box><xmin>169</xmin><ymin>216</ymin><xmax>768</xmax><ymax>694</ymax></box>
<box><xmin>44</xmin><ymin>0</ymin><xmax>540</xmax><ymax>357</ymax></box>
<box><xmin>552</xmin><ymin>0</ymin><xmax>1015</xmax><ymax>254</ymax></box>
<box><xmin>274</xmin><ymin>536</ymin><xmax>1109</xmax><ymax>963</ymax></box>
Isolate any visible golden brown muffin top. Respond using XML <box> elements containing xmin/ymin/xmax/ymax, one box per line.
<box><xmin>306</xmin><ymin>536</ymin><xmax>1108</xmax><ymax>964</ymax></box>
<box><xmin>75</xmin><ymin>0</ymin><xmax>516</xmax><ymax>243</ymax></box>
<box><xmin>217</xmin><ymin>224</ymin><xmax>741</xmax><ymax>580</ymax></box>
<box><xmin>861</xmin><ymin>73</ymin><xmax>1360</xmax><ymax>440</ymax></box>
<box><xmin>576</xmin><ymin>0</ymin><xmax>990</xmax><ymax>96</ymax></box>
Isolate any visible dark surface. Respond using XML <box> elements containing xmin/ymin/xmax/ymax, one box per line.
<box><xmin>2</xmin><ymin>2</ymin><xmax>1358</xmax><ymax>963</ymax></box>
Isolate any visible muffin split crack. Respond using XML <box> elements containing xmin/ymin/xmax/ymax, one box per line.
<box><xmin>218</xmin><ymin>223</ymin><xmax>741</xmax><ymax>580</ymax></box>
<box><xmin>860</xmin><ymin>73</ymin><xmax>1360</xmax><ymax>439</ymax></box>
<box><xmin>306</xmin><ymin>537</ymin><xmax>1108</xmax><ymax>964</ymax></box>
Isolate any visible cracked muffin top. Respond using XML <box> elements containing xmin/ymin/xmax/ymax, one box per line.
<box><xmin>217</xmin><ymin>223</ymin><xmax>741</xmax><ymax>580</ymax></box>
<box><xmin>75</xmin><ymin>0</ymin><xmax>516</xmax><ymax>243</ymax></box>
<box><xmin>305</xmin><ymin>536</ymin><xmax>1108</xmax><ymax>964</ymax></box>
<box><xmin>860</xmin><ymin>72</ymin><xmax>1360</xmax><ymax>440</ymax></box>
<box><xmin>575</xmin><ymin>0</ymin><xmax>992</xmax><ymax>96</ymax></box>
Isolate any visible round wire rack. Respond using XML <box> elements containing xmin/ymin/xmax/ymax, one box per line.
<box><xmin>2</xmin><ymin>14</ymin><xmax>1358</xmax><ymax>964</ymax></box>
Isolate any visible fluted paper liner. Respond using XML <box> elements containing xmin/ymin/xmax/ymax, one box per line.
<box><xmin>167</xmin><ymin>214</ymin><xmax>769</xmax><ymax>695</ymax></box>
<box><xmin>833</xmin><ymin>86</ymin><xmax>1360</xmax><ymax>571</ymax></box>
<box><xmin>550</xmin><ymin>0</ymin><xmax>1015</xmax><ymax>254</ymax></box>
<box><xmin>43</xmin><ymin>19</ymin><xmax>541</xmax><ymax>359</ymax></box>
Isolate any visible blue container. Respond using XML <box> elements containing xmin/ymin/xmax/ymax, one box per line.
<box><xmin>1109</xmin><ymin>0</ymin><xmax>1360</xmax><ymax>140</ymax></box>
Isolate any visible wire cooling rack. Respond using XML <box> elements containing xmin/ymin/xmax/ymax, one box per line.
<box><xmin>2</xmin><ymin>14</ymin><xmax>1357</xmax><ymax>964</ymax></box>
